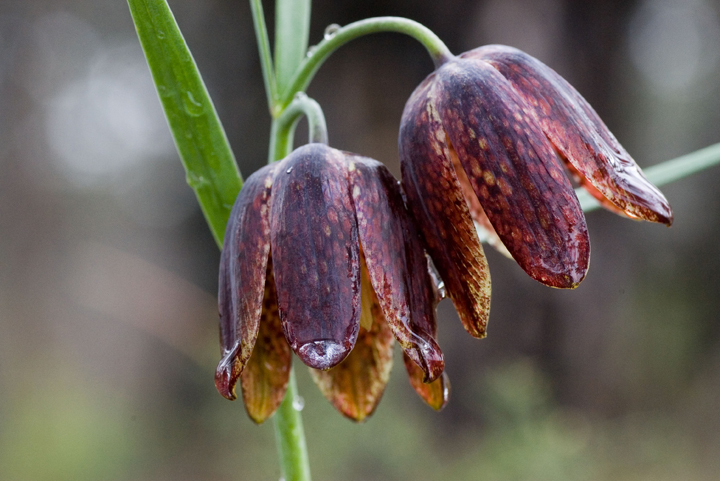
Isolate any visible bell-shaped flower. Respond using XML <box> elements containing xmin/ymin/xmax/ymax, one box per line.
<box><xmin>216</xmin><ymin>143</ymin><xmax>449</xmax><ymax>422</ymax></box>
<box><xmin>399</xmin><ymin>45</ymin><xmax>672</xmax><ymax>339</ymax></box>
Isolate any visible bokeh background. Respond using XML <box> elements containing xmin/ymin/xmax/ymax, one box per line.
<box><xmin>2</xmin><ymin>0</ymin><xmax>720</xmax><ymax>479</ymax></box>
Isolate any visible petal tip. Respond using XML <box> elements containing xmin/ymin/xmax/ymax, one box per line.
<box><xmin>215</xmin><ymin>358</ymin><xmax>239</xmax><ymax>401</ymax></box>
<box><xmin>406</xmin><ymin>338</ymin><xmax>445</xmax><ymax>383</ymax></box>
<box><xmin>298</xmin><ymin>340</ymin><xmax>350</xmax><ymax>370</ymax></box>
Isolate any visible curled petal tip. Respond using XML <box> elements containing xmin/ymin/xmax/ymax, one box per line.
<box><xmin>406</xmin><ymin>337</ymin><xmax>444</xmax><ymax>383</ymax></box>
<box><xmin>215</xmin><ymin>349</ymin><xmax>240</xmax><ymax>400</ymax></box>
<box><xmin>298</xmin><ymin>340</ymin><xmax>350</xmax><ymax>370</ymax></box>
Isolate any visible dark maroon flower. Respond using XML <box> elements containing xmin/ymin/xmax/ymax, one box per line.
<box><xmin>216</xmin><ymin>143</ymin><xmax>448</xmax><ymax>422</ymax></box>
<box><xmin>399</xmin><ymin>45</ymin><xmax>672</xmax><ymax>339</ymax></box>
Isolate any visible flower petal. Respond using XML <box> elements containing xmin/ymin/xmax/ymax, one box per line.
<box><xmin>216</xmin><ymin>164</ymin><xmax>275</xmax><ymax>400</ymax></box>
<box><xmin>403</xmin><ymin>352</ymin><xmax>450</xmax><ymax>411</ymax></box>
<box><xmin>400</xmin><ymin>77</ymin><xmax>492</xmax><ymax>338</ymax></box>
<box><xmin>347</xmin><ymin>155</ymin><xmax>444</xmax><ymax>382</ymax></box>
<box><xmin>470</xmin><ymin>45</ymin><xmax>673</xmax><ymax>225</ymax></box>
<box><xmin>310</xmin><ymin>258</ymin><xmax>395</xmax><ymax>422</ymax></box>
<box><xmin>271</xmin><ymin>144</ymin><xmax>361</xmax><ymax>370</ymax></box>
<box><xmin>450</xmin><ymin>145</ymin><xmax>513</xmax><ymax>259</ymax></box>
<box><xmin>240</xmin><ymin>258</ymin><xmax>292</xmax><ymax>423</ymax></box>
<box><xmin>435</xmin><ymin>58</ymin><xmax>590</xmax><ymax>288</ymax></box>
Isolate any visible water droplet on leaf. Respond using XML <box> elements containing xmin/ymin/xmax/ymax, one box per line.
<box><xmin>186</xmin><ymin>172</ymin><xmax>210</xmax><ymax>189</ymax></box>
<box><xmin>306</xmin><ymin>45</ymin><xmax>318</xmax><ymax>57</ymax></box>
<box><xmin>323</xmin><ymin>23</ymin><xmax>341</xmax><ymax>40</ymax></box>
<box><xmin>183</xmin><ymin>91</ymin><xmax>204</xmax><ymax>116</ymax></box>
<box><xmin>292</xmin><ymin>396</ymin><xmax>305</xmax><ymax>411</ymax></box>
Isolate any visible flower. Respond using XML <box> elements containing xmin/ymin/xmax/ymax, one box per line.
<box><xmin>399</xmin><ymin>45</ymin><xmax>673</xmax><ymax>339</ymax></box>
<box><xmin>216</xmin><ymin>143</ymin><xmax>449</xmax><ymax>422</ymax></box>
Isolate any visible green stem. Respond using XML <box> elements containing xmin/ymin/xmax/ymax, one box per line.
<box><xmin>279</xmin><ymin>16</ymin><xmax>453</xmax><ymax>108</ymax></box>
<box><xmin>250</xmin><ymin>0</ymin><xmax>278</xmax><ymax>112</ymax></box>
<box><xmin>577</xmin><ymin>142</ymin><xmax>720</xmax><ymax>212</ymax></box>
<box><xmin>273</xmin><ymin>369</ymin><xmax>312</xmax><ymax>481</ymax></box>
<box><xmin>269</xmin><ymin>94</ymin><xmax>329</xmax><ymax>162</ymax></box>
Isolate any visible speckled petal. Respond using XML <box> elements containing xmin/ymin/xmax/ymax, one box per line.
<box><xmin>435</xmin><ymin>58</ymin><xmax>590</xmax><ymax>288</ymax></box>
<box><xmin>216</xmin><ymin>164</ymin><xmax>275</xmax><ymax>400</ymax></box>
<box><xmin>310</xmin><ymin>259</ymin><xmax>395</xmax><ymax>422</ymax></box>
<box><xmin>400</xmin><ymin>78</ymin><xmax>492</xmax><ymax>338</ymax></box>
<box><xmin>240</xmin><ymin>259</ymin><xmax>292</xmax><ymax>423</ymax></box>
<box><xmin>271</xmin><ymin>144</ymin><xmax>361</xmax><ymax>371</ymax></box>
<box><xmin>469</xmin><ymin>45</ymin><xmax>673</xmax><ymax>225</ymax></box>
<box><xmin>450</xmin><ymin>144</ymin><xmax>512</xmax><ymax>259</ymax></box>
<box><xmin>403</xmin><ymin>352</ymin><xmax>449</xmax><ymax>411</ymax></box>
<box><xmin>347</xmin><ymin>155</ymin><xmax>444</xmax><ymax>382</ymax></box>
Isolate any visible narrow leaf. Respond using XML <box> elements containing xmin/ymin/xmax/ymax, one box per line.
<box><xmin>128</xmin><ymin>0</ymin><xmax>242</xmax><ymax>247</ymax></box>
<box><xmin>275</xmin><ymin>0</ymin><xmax>312</xmax><ymax>96</ymax></box>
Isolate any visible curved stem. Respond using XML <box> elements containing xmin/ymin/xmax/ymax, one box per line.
<box><xmin>269</xmin><ymin>94</ymin><xmax>329</xmax><ymax>163</ymax></box>
<box><xmin>279</xmin><ymin>16</ymin><xmax>453</xmax><ymax>108</ymax></box>
<box><xmin>273</xmin><ymin>369</ymin><xmax>312</xmax><ymax>481</ymax></box>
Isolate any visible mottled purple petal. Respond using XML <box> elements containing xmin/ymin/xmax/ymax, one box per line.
<box><xmin>310</xmin><ymin>260</ymin><xmax>395</xmax><ymax>422</ymax></box>
<box><xmin>400</xmin><ymin>77</ymin><xmax>492</xmax><ymax>338</ymax></box>
<box><xmin>240</xmin><ymin>259</ymin><xmax>292</xmax><ymax>423</ymax></box>
<box><xmin>469</xmin><ymin>45</ymin><xmax>673</xmax><ymax>225</ymax></box>
<box><xmin>347</xmin><ymin>155</ymin><xmax>444</xmax><ymax>382</ymax></box>
<box><xmin>271</xmin><ymin>144</ymin><xmax>361</xmax><ymax>370</ymax></box>
<box><xmin>450</xmin><ymin>146</ymin><xmax>512</xmax><ymax>258</ymax></box>
<box><xmin>403</xmin><ymin>352</ymin><xmax>450</xmax><ymax>411</ymax></box>
<box><xmin>216</xmin><ymin>164</ymin><xmax>275</xmax><ymax>400</ymax></box>
<box><xmin>435</xmin><ymin>58</ymin><xmax>590</xmax><ymax>288</ymax></box>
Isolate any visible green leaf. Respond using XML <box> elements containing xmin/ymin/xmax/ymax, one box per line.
<box><xmin>577</xmin><ymin>142</ymin><xmax>720</xmax><ymax>213</ymax></box>
<box><xmin>274</xmin><ymin>0</ymin><xmax>312</xmax><ymax>97</ymax></box>
<box><xmin>128</xmin><ymin>0</ymin><xmax>243</xmax><ymax>247</ymax></box>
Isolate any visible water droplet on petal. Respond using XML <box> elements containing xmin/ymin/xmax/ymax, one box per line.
<box><xmin>306</xmin><ymin>45</ymin><xmax>318</xmax><ymax>57</ymax></box>
<box><xmin>298</xmin><ymin>340</ymin><xmax>347</xmax><ymax>370</ymax></box>
<box><xmin>323</xmin><ymin>23</ymin><xmax>341</xmax><ymax>40</ymax></box>
<box><xmin>426</xmin><ymin>257</ymin><xmax>446</xmax><ymax>302</ymax></box>
<box><xmin>292</xmin><ymin>395</ymin><xmax>305</xmax><ymax>411</ymax></box>
<box><xmin>286</xmin><ymin>166</ymin><xmax>293</xmax><ymax>174</ymax></box>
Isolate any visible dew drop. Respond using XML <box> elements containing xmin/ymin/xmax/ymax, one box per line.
<box><xmin>426</xmin><ymin>257</ymin><xmax>446</xmax><ymax>302</ymax></box>
<box><xmin>186</xmin><ymin>172</ymin><xmax>210</xmax><ymax>189</ymax></box>
<box><xmin>156</xmin><ymin>29</ymin><xmax>166</xmax><ymax>39</ymax></box>
<box><xmin>298</xmin><ymin>340</ymin><xmax>346</xmax><ymax>370</ymax></box>
<box><xmin>306</xmin><ymin>45</ymin><xmax>318</xmax><ymax>57</ymax></box>
<box><xmin>292</xmin><ymin>395</ymin><xmax>305</xmax><ymax>412</ymax></box>
<box><xmin>323</xmin><ymin>23</ymin><xmax>341</xmax><ymax>40</ymax></box>
<box><xmin>293</xmin><ymin>91</ymin><xmax>308</xmax><ymax>101</ymax></box>
<box><xmin>286</xmin><ymin>166</ymin><xmax>294</xmax><ymax>174</ymax></box>
<box><xmin>183</xmin><ymin>91</ymin><xmax>204</xmax><ymax>117</ymax></box>
<box><xmin>440</xmin><ymin>372</ymin><xmax>451</xmax><ymax>404</ymax></box>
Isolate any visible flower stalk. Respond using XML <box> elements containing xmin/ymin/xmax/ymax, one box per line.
<box><xmin>269</xmin><ymin>93</ymin><xmax>329</xmax><ymax>163</ymax></box>
<box><xmin>273</xmin><ymin>370</ymin><xmax>312</xmax><ymax>481</ymax></box>
<box><xmin>279</xmin><ymin>16</ymin><xmax>453</xmax><ymax>108</ymax></box>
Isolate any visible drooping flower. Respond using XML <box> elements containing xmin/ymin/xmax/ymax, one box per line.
<box><xmin>399</xmin><ymin>45</ymin><xmax>672</xmax><ymax>339</ymax></box>
<box><xmin>216</xmin><ymin>143</ymin><xmax>449</xmax><ymax>422</ymax></box>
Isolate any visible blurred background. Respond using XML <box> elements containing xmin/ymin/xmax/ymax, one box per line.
<box><xmin>1</xmin><ymin>0</ymin><xmax>720</xmax><ymax>479</ymax></box>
